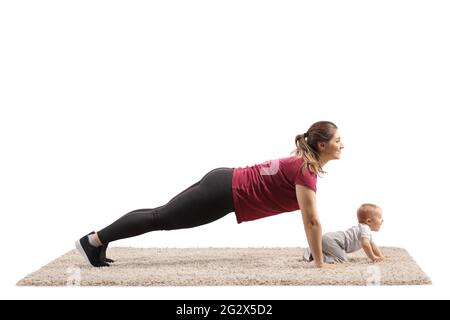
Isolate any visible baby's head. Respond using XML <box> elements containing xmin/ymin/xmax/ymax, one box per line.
<box><xmin>357</xmin><ymin>203</ymin><xmax>383</xmax><ymax>231</ymax></box>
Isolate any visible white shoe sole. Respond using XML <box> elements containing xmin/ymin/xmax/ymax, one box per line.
<box><xmin>75</xmin><ymin>239</ymin><xmax>95</xmax><ymax>267</ymax></box>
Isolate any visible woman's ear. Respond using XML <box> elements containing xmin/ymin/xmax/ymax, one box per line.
<box><xmin>318</xmin><ymin>142</ymin><xmax>326</xmax><ymax>151</ymax></box>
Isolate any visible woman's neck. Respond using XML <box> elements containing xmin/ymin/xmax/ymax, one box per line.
<box><xmin>319</xmin><ymin>158</ymin><xmax>329</xmax><ymax>168</ymax></box>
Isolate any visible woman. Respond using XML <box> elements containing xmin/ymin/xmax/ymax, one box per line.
<box><xmin>76</xmin><ymin>121</ymin><xmax>344</xmax><ymax>268</ymax></box>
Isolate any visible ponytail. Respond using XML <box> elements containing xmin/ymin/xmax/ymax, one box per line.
<box><xmin>291</xmin><ymin>133</ymin><xmax>322</xmax><ymax>175</ymax></box>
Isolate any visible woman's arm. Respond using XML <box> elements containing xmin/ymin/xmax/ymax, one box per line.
<box><xmin>295</xmin><ymin>185</ymin><xmax>330</xmax><ymax>268</ymax></box>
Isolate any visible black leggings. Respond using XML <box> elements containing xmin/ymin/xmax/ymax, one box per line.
<box><xmin>97</xmin><ymin>167</ymin><xmax>235</xmax><ymax>244</ymax></box>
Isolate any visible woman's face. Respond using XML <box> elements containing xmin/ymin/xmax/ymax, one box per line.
<box><xmin>320</xmin><ymin>129</ymin><xmax>344</xmax><ymax>161</ymax></box>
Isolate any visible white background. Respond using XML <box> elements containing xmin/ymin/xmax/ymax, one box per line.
<box><xmin>1</xmin><ymin>0</ymin><xmax>449</xmax><ymax>299</ymax></box>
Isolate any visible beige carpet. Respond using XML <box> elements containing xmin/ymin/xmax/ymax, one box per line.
<box><xmin>17</xmin><ymin>247</ymin><xmax>431</xmax><ymax>286</ymax></box>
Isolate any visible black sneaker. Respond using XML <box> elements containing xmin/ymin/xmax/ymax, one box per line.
<box><xmin>75</xmin><ymin>233</ymin><xmax>110</xmax><ymax>267</ymax></box>
<box><xmin>88</xmin><ymin>232</ymin><xmax>115</xmax><ymax>263</ymax></box>
<box><xmin>99</xmin><ymin>243</ymin><xmax>115</xmax><ymax>263</ymax></box>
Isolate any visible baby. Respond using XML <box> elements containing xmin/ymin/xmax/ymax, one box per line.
<box><xmin>303</xmin><ymin>203</ymin><xmax>385</xmax><ymax>264</ymax></box>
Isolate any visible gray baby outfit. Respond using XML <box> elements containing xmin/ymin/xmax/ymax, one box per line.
<box><xmin>303</xmin><ymin>223</ymin><xmax>372</xmax><ymax>263</ymax></box>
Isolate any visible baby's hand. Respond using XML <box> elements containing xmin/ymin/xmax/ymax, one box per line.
<box><xmin>373</xmin><ymin>256</ymin><xmax>384</xmax><ymax>262</ymax></box>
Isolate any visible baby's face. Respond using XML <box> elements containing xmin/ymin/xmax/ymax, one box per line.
<box><xmin>369</xmin><ymin>209</ymin><xmax>384</xmax><ymax>231</ymax></box>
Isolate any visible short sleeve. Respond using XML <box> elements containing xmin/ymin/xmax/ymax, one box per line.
<box><xmin>295</xmin><ymin>166</ymin><xmax>317</xmax><ymax>192</ymax></box>
<box><xmin>359</xmin><ymin>224</ymin><xmax>372</xmax><ymax>240</ymax></box>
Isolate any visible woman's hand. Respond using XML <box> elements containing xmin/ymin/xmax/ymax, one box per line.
<box><xmin>315</xmin><ymin>262</ymin><xmax>335</xmax><ymax>269</ymax></box>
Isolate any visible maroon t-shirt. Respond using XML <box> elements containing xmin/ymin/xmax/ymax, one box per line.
<box><xmin>231</xmin><ymin>156</ymin><xmax>317</xmax><ymax>223</ymax></box>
